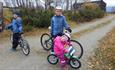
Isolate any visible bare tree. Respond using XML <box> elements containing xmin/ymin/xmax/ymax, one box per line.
<box><xmin>35</xmin><ymin>0</ymin><xmax>39</xmax><ymax>8</ymax></box>
<box><xmin>4</xmin><ymin>0</ymin><xmax>45</xmax><ymax>9</ymax></box>
<box><xmin>4</xmin><ymin>0</ymin><xmax>12</xmax><ymax>7</ymax></box>
<box><xmin>16</xmin><ymin>0</ymin><xmax>21</xmax><ymax>7</ymax></box>
<box><xmin>25</xmin><ymin>0</ymin><xmax>29</xmax><ymax>7</ymax></box>
<box><xmin>81</xmin><ymin>0</ymin><xmax>91</xmax><ymax>2</ymax></box>
<box><xmin>70</xmin><ymin>0</ymin><xmax>73</xmax><ymax>10</ymax></box>
<box><xmin>0</xmin><ymin>2</ymin><xmax>3</xmax><ymax>31</ymax></box>
<box><xmin>65</xmin><ymin>0</ymin><xmax>69</xmax><ymax>10</ymax></box>
<box><xmin>55</xmin><ymin>0</ymin><xmax>60</xmax><ymax>7</ymax></box>
<box><xmin>45</xmin><ymin>0</ymin><xmax>53</xmax><ymax>9</ymax></box>
<box><xmin>11</xmin><ymin>0</ymin><xmax>17</xmax><ymax>7</ymax></box>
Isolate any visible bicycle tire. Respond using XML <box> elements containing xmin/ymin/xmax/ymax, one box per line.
<box><xmin>40</xmin><ymin>33</ymin><xmax>52</xmax><ymax>51</ymax></box>
<box><xmin>20</xmin><ymin>39</ymin><xmax>30</xmax><ymax>56</ymax></box>
<box><xmin>47</xmin><ymin>54</ymin><xmax>59</xmax><ymax>65</ymax></box>
<box><xmin>69</xmin><ymin>58</ymin><xmax>81</xmax><ymax>69</ymax></box>
<box><xmin>70</xmin><ymin>40</ymin><xmax>83</xmax><ymax>59</ymax></box>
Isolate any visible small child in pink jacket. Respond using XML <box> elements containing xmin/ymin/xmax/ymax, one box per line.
<box><xmin>54</xmin><ymin>33</ymin><xmax>70</xmax><ymax>70</ymax></box>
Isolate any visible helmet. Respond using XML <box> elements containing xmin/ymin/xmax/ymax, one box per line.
<box><xmin>64</xmin><ymin>30</ymin><xmax>71</xmax><ymax>38</ymax></box>
<box><xmin>55</xmin><ymin>6</ymin><xmax>62</xmax><ymax>10</ymax></box>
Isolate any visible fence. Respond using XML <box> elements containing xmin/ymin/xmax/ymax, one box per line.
<box><xmin>0</xmin><ymin>2</ymin><xmax>3</xmax><ymax>32</ymax></box>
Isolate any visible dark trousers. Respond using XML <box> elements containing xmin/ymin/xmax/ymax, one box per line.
<box><xmin>0</xmin><ymin>29</ymin><xmax>2</xmax><ymax>32</ymax></box>
<box><xmin>12</xmin><ymin>33</ymin><xmax>21</xmax><ymax>49</ymax></box>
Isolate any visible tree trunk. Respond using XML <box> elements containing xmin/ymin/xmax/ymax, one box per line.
<box><xmin>16</xmin><ymin>0</ymin><xmax>20</xmax><ymax>7</ymax></box>
<box><xmin>0</xmin><ymin>2</ymin><xmax>3</xmax><ymax>31</ymax></box>
<box><xmin>66</xmin><ymin>0</ymin><xmax>69</xmax><ymax>10</ymax></box>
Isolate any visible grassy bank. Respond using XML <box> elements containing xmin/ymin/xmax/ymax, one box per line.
<box><xmin>89</xmin><ymin>27</ymin><xmax>115</xmax><ymax>70</ymax></box>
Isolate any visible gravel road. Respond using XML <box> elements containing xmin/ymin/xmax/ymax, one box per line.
<box><xmin>0</xmin><ymin>16</ymin><xmax>115</xmax><ymax>70</ymax></box>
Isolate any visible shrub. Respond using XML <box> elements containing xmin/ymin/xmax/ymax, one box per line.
<box><xmin>19</xmin><ymin>8</ymin><xmax>54</xmax><ymax>31</ymax></box>
<box><xmin>81</xmin><ymin>2</ymin><xmax>98</xmax><ymax>10</ymax></box>
<box><xmin>17</xmin><ymin>2</ymin><xmax>105</xmax><ymax>31</ymax></box>
<box><xmin>23</xmin><ymin>25</ymin><xmax>33</xmax><ymax>32</ymax></box>
<box><xmin>79</xmin><ymin>3</ymin><xmax>105</xmax><ymax>21</ymax></box>
<box><xmin>65</xmin><ymin>3</ymin><xmax>105</xmax><ymax>23</ymax></box>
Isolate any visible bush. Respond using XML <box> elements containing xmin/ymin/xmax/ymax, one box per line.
<box><xmin>94</xmin><ymin>8</ymin><xmax>105</xmax><ymax>18</ymax></box>
<box><xmin>23</xmin><ymin>25</ymin><xmax>33</xmax><ymax>32</ymax></box>
<box><xmin>19</xmin><ymin>8</ymin><xmax>54</xmax><ymax>31</ymax></box>
<box><xmin>79</xmin><ymin>3</ymin><xmax>105</xmax><ymax>21</ymax></box>
<box><xmin>81</xmin><ymin>2</ymin><xmax>98</xmax><ymax>10</ymax></box>
<box><xmin>17</xmin><ymin>3</ymin><xmax>105</xmax><ymax>31</ymax></box>
<box><xmin>66</xmin><ymin>3</ymin><xmax>105</xmax><ymax>22</ymax></box>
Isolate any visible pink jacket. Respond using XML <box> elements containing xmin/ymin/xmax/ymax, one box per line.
<box><xmin>54</xmin><ymin>36</ymin><xmax>69</xmax><ymax>56</ymax></box>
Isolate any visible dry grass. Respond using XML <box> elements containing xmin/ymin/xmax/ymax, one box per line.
<box><xmin>68</xmin><ymin>20</ymin><xmax>79</xmax><ymax>29</ymax></box>
<box><xmin>0</xmin><ymin>20</ymin><xmax>78</xmax><ymax>39</ymax></box>
<box><xmin>0</xmin><ymin>28</ymin><xmax>49</xmax><ymax>39</ymax></box>
<box><xmin>24</xmin><ymin>28</ymin><xmax>49</xmax><ymax>36</ymax></box>
<box><xmin>0</xmin><ymin>16</ymin><xmax>111</xmax><ymax>40</ymax></box>
<box><xmin>88</xmin><ymin>27</ymin><xmax>115</xmax><ymax>70</ymax></box>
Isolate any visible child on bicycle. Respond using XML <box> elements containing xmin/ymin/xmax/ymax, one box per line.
<box><xmin>50</xmin><ymin>6</ymin><xmax>71</xmax><ymax>52</ymax></box>
<box><xmin>54</xmin><ymin>31</ymin><xmax>71</xmax><ymax>70</ymax></box>
<box><xmin>5</xmin><ymin>12</ymin><xmax>23</xmax><ymax>51</ymax></box>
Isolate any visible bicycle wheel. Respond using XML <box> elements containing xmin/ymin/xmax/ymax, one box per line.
<box><xmin>20</xmin><ymin>39</ymin><xmax>30</xmax><ymax>56</ymax></box>
<box><xmin>70</xmin><ymin>40</ymin><xmax>83</xmax><ymax>59</ymax></box>
<box><xmin>40</xmin><ymin>33</ymin><xmax>52</xmax><ymax>51</ymax></box>
<box><xmin>47</xmin><ymin>54</ymin><xmax>59</xmax><ymax>65</ymax></box>
<box><xmin>69</xmin><ymin>58</ymin><xmax>81</xmax><ymax>69</ymax></box>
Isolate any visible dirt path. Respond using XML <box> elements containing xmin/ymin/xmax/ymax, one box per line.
<box><xmin>72</xmin><ymin>14</ymin><xmax>115</xmax><ymax>33</ymax></box>
<box><xmin>78</xmin><ymin>19</ymin><xmax>115</xmax><ymax>70</ymax></box>
<box><xmin>0</xmin><ymin>16</ymin><xmax>115</xmax><ymax>70</ymax></box>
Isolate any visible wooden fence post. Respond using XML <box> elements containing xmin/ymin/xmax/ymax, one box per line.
<box><xmin>0</xmin><ymin>2</ymin><xmax>3</xmax><ymax>32</ymax></box>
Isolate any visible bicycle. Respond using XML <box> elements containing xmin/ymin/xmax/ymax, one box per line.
<box><xmin>40</xmin><ymin>31</ymin><xmax>83</xmax><ymax>59</ymax></box>
<box><xmin>47</xmin><ymin>46</ymin><xmax>81</xmax><ymax>69</ymax></box>
<box><xmin>10</xmin><ymin>33</ymin><xmax>30</xmax><ymax>56</ymax></box>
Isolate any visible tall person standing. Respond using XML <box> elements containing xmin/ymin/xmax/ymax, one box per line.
<box><xmin>50</xmin><ymin>6</ymin><xmax>72</xmax><ymax>53</ymax></box>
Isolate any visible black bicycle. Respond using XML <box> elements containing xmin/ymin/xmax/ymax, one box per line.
<box><xmin>40</xmin><ymin>33</ymin><xmax>83</xmax><ymax>59</ymax></box>
<box><xmin>10</xmin><ymin>33</ymin><xmax>30</xmax><ymax>56</ymax></box>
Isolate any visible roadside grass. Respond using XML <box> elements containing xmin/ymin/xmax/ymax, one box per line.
<box><xmin>0</xmin><ymin>19</ymin><xmax>79</xmax><ymax>39</ymax></box>
<box><xmin>88</xmin><ymin>27</ymin><xmax>115</xmax><ymax>70</ymax></box>
<box><xmin>0</xmin><ymin>28</ymin><xmax>48</xmax><ymax>39</ymax></box>
<box><xmin>1</xmin><ymin>8</ymin><xmax>115</xmax><ymax>40</ymax></box>
<box><xmin>0</xmin><ymin>19</ymin><xmax>112</xmax><ymax>40</ymax></box>
<box><xmin>68</xmin><ymin>20</ymin><xmax>79</xmax><ymax>29</ymax></box>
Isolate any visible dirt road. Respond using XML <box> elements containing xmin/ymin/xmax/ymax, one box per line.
<box><xmin>0</xmin><ymin>15</ymin><xmax>115</xmax><ymax>70</ymax></box>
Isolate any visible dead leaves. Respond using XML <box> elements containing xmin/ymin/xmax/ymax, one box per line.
<box><xmin>88</xmin><ymin>27</ymin><xmax>115</xmax><ymax>70</ymax></box>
